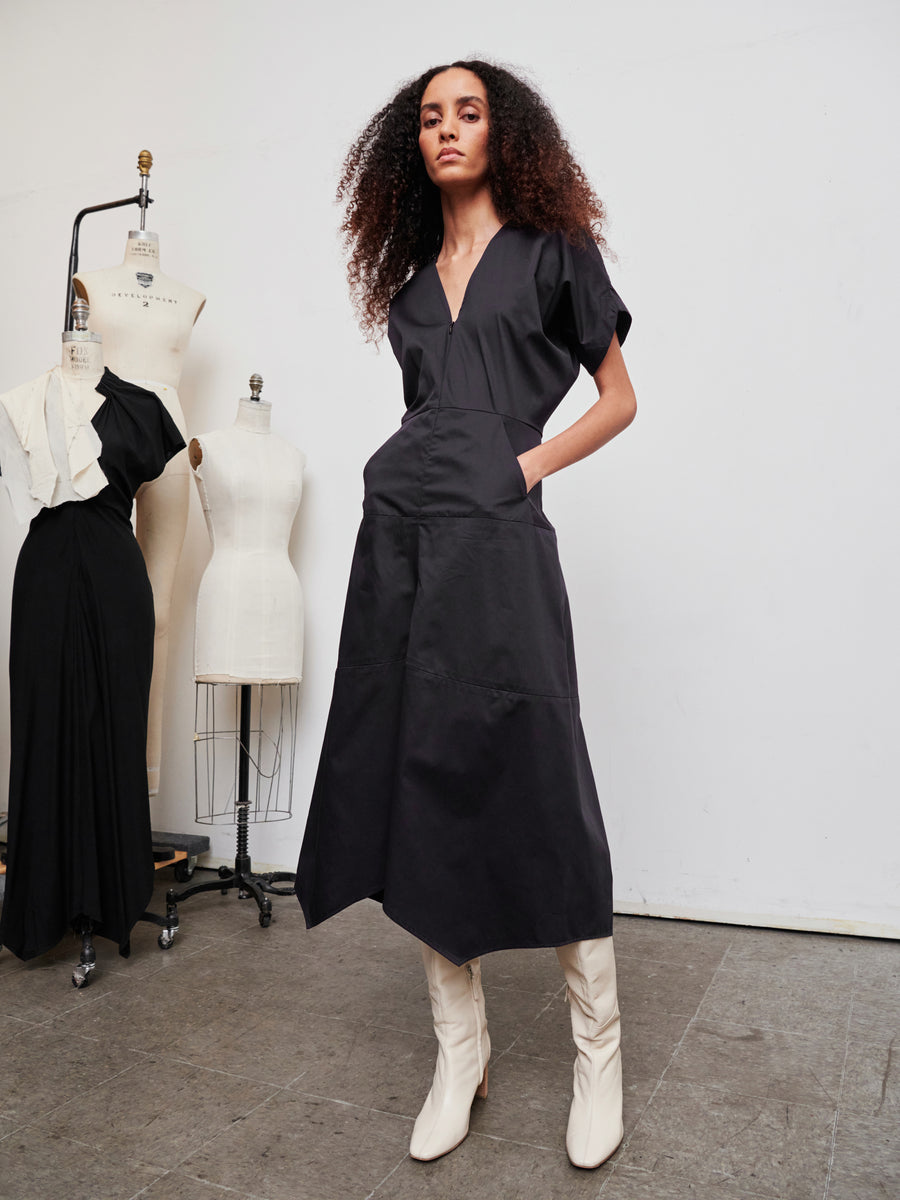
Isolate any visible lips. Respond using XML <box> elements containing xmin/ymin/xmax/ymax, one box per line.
<box><xmin>438</xmin><ymin>148</ymin><xmax>463</xmax><ymax>160</ymax></box>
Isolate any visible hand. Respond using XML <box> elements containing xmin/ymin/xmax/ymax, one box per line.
<box><xmin>516</xmin><ymin>448</ymin><xmax>542</xmax><ymax>495</ymax></box>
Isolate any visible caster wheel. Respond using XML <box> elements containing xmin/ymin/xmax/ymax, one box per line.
<box><xmin>259</xmin><ymin>910</ymin><xmax>272</xmax><ymax>928</ymax></box>
<box><xmin>72</xmin><ymin>963</ymin><xmax>94</xmax><ymax>988</ymax></box>
<box><xmin>158</xmin><ymin>929</ymin><xmax>176</xmax><ymax>950</ymax></box>
<box><xmin>218</xmin><ymin>865</ymin><xmax>231</xmax><ymax>879</ymax></box>
<box><xmin>174</xmin><ymin>857</ymin><xmax>195</xmax><ymax>883</ymax></box>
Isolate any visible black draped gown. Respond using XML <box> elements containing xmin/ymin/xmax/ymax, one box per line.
<box><xmin>0</xmin><ymin>369</ymin><xmax>185</xmax><ymax>961</ymax></box>
<box><xmin>297</xmin><ymin>227</ymin><xmax>632</xmax><ymax>965</ymax></box>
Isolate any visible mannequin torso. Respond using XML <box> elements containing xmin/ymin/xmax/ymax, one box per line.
<box><xmin>73</xmin><ymin>232</ymin><xmax>205</xmax><ymax>417</ymax></box>
<box><xmin>72</xmin><ymin>229</ymin><xmax>204</xmax><ymax>795</ymax></box>
<box><xmin>193</xmin><ymin>399</ymin><xmax>306</xmax><ymax>684</ymax></box>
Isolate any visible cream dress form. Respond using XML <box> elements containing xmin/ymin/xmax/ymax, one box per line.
<box><xmin>191</xmin><ymin>398</ymin><xmax>305</xmax><ymax>683</ymax></box>
<box><xmin>74</xmin><ymin>231</ymin><xmax>205</xmax><ymax>795</ymax></box>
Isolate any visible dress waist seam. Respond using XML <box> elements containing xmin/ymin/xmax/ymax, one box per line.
<box><xmin>402</xmin><ymin>405</ymin><xmax>543</xmax><ymax>435</ymax></box>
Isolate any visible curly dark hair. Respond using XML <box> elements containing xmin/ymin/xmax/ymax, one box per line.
<box><xmin>337</xmin><ymin>59</ymin><xmax>610</xmax><ymax>340</ymax></box>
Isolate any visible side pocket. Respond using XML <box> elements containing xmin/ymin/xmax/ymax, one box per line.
<box><xmin>499</xmin><ymin>417</ymin><xmax>529</xmax><ymax>499</ymax></box>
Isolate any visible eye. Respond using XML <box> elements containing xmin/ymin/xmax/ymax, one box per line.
<box><xmin>421</xmin><ymin>115</ymin><xmax>440</xmax><ymax>129</ymax></box>
<box><xmin>460</xmin><ymin>110</ymin><xmax>480</xmax><ymax>122</ymax></box>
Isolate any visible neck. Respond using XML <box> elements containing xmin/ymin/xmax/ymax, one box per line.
<box><xmin>60</xmin><ymin>336</ymin><xmax>104</xmax><ymax>384</ymax></box>
<box><xmin>234</xmin><ymin>398</ymin><xmax>271</xmax><ymax>432</ymax></box>
<box><xmin>122</xmin><ymin>231</ymin><xmax>161</xmax><ymax>269</ymax></box>
<box><xmin>438</xmin><ymin>188</ymin><xmax>502</xmax><ymax>256</ymax></box>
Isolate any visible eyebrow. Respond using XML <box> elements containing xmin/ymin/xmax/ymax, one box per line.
<box><xmin>420</xmin><ymin>94</ymin><xmax>485</xmax><ymax>113</ymax></box>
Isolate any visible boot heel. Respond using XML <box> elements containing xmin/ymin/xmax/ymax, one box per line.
<box><xmin>476</xmin><ymin>1065</ymin><xmax>489</xmax><ymax>1100</ymax></box>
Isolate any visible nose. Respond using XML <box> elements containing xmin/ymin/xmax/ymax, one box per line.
<box><xmin>439</xmin><ymin>120</ymin><xmax>457</xmax><ymax>141</ymax></box>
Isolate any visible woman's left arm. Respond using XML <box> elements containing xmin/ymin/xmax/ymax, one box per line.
<box><xmin>517</xmin><ymin>333</ymin><xmax>636</xmax><ymax>493</ymax></box>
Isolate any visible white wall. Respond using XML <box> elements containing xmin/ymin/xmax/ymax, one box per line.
<box><xmin>1</xmin><ymin>0</ymin><xmax>897</xmax><ymax>936</ymax></box>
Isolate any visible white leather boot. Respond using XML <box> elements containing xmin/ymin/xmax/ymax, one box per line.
<box><xmin>556</xmin><ymin>937</ymin><xmax>623</xmax><ymax>1168</ymax></box>
<box><xmin>409</xmin><ymin>945</ymin><xmax>490</xmax><ymax>1162</ymax></box>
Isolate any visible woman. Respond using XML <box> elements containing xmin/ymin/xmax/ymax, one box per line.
<box><xmin>296</xmin><ymin>60</ymin><xmax>636</xmax><ymax>1168</ymax></box>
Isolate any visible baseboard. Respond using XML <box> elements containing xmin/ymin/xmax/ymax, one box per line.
<box><xmin>613</xmin><ymin>900</ymin><xmax>899</xmax><ymax>941</ymax></box>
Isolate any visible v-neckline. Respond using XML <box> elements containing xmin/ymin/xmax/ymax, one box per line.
<box><xmin>433</xmin><ymin>224</ymin><xmax>506</xmax><ymax>324</ymax></box>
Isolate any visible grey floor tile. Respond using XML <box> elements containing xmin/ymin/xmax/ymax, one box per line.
<box><xmin>723</xmin><ymin>926</ymin><xmax>864</xmax><ymax>978</ymax></box>
<box><xmin>599</xmin><ymin>1166</ymin><xmax>776</xmax><ymax>1199</ymax></box>
<box><xmin>142</xmin><ymin>939</ymin><xmax>302</xmax><ymax>997</ymax></box>
<box><xmin>180</xmin><ymin>1090</ymin><xmax>411</xmax><ymax>1200</ymax></box>
<box><xmin>0</xmin><ymin>1125</ymin><xmax>160</xmax><ymax>1200</ymax></box>
<box><xmin>0</xmin><ymin>958</ymin><xmax>121</xmax><ymax>1021</ymax></box>
<box><xmin>842</xmin><ymin>936</ymin><xmax>900</xmax><ymax>973</ymax></box>
<box><xmin>697</xmin><ymin>962</ymin><xmax>853</xmax><ymax>1037</ymax></box>
<box><xmin>300</xmin><ymin>898</ymin><xmax>414</xmax><ymax>956</ymax></box>
<box><xmin>482</xmin><ymin>985</ymin><xmax>561</xmax><ymax>1056</ymax></box>
<box><xmin>44</xmin><ymin>973</ymin><xmax>247</xmax><ymax>1056</ymax></box>
<box><xmin>0</xmin><ymin>1025</ymin><xmax>146</xmax><ymax>1123</ymax></box>
<box><xmin>666</xmin><ymin>1018</ymin><xmax>845</xmax><ymax>1106</ymax></box>
<box><xmin>253</xmin><ymin>920</ymin><xmax>423</xmax><ymax>981</ymax></box>
<box><xmin>849</xmin><ymin>966</ymin><xmax>900</xmax><ymax>1044</ymax></box>
<box><xmin>366</xmin><ymin>978</ymin><xmax>555</xmax><ymax>1060</ymax></box>
<box><xmin>364</xmin><ymin>974</ymin><xmax>435</xmax><ymax>1037</ymax></box>
<box><xmin>35</xmin><ymin>1056</ymin><xmax>278</xmax><ymax>1173</ymax></box>
<box><xmin>0</xmin><ymin>1115</ymin><xmax>18</xmax><ymax>1141</ymax></box>
<box><xmin>840</xmin><ymin>1038</ymin><xmax>899</xmax><ymax>1120</ymax></box>
<box><xmin>371</xmin><ymin>1132</ymin><xmax>609</xmax><ymax>1199</ymax></box>
<box><xmin>232</xmin><ymin>899</ymin><xmax>423</xmax><ymax>975</ymax></box>
<box><xmin>512</xmin><ymin>989</ymin><xmax>688</xmax><ymax>1083</ymax></box>
<box><xmin>468</xmin><ymin>1050</ymin><xmax>650</xmax><ymax>1154</ymax></box>
<box><xmin>106</xmin><ymin>928</ymin><xmax>220</xmax><ymax>981</ymax></box>
<box><xmin>616</xmin><ymin>954</ymin><xmax>715</xmax><ymax>1018</ymax></box>
<box><xmin>827</xmin><ymin>1110</ymin><xmax>900</xmax><ymax>1198</ymax></box>
<box><xmin>168</xmin><ymin>1005</ymin><xmax>374</xmax><ymax>1087</ymax></box>
<box><xmin>0</xmin><ymin>949</ymin><xmax>27</xmax><ymax>978</ymax></box>
<box><xmin>131</xmin><ymin>1170</ymin><xmax>266</xmax><ymax>1199</ymax></box>
<box><xmin>0</xmin><ymin>1014</ymin><xmax>36</xmax><ymax>1047</ymax></box>
<box><xmin>618</xmin><ymin>1079</ymin><xmax>835</xmax><ymax>1199</ymax></box>
<box><xmin>613</xmin><ymin>916</ymin><xmax>735</xmax><ymax>969</ymax></box>
<box><xmin>288</xmin><ymin>1022</ymin><xmax>435</xmax><ymax>1115</ymax></box>
<box><xmin>484</xmin><ymin>947</ymin><xmax>570</xmax><ymax>996</ymax></box>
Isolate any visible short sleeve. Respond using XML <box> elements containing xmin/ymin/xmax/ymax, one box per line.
<box><xmin>537</xmin><ymin>231</ymin><xmax>632</xmax><ymax>375</ymax></box>
<box><xmin>110</xmin><ymin>375</ymin><xmax>186</xmax><ymax>483</ymax></box>
<box><xmin>157</xmin><ymin>399</ymin><xmax>187</xmax><ymax>466</ymax></box>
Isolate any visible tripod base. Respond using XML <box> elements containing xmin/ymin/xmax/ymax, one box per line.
<box><xmin>165</xmin><ymin>853</ymin><xmax>296</xmax><ymax>930</ymax></box>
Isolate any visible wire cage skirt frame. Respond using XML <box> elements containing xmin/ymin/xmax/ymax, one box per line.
<box><xmin>165</xmin><ymin>681</ymin><xmax>299</xmax><ymax>930</ymax></box>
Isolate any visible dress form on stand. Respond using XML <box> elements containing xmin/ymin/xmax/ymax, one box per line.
<box><xmin>0</xmin><ymin>299</ymin><xmax>182</xmax><ymax>987</ymax></box>
<box><xmin>165</xmin><ymin>375</ymin><xmax>305</xmax><ymax>931</ymax></box>
<box><xmin>73</xmin><ymin>152</ymin><xmax>206</xmax><ymax>799</ymax></box>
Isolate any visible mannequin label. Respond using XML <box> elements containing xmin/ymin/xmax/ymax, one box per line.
<box><xmin>63</xmin><ymin>343</ymin><xmax>102</xmax><ymax>377</ymax></box>
<box><xmin>128</xmin><ymin>239</ymin><xmax>158</xmax><ymax>260</ymax></box>
<box><xmin>136</xmin><ymin>272</ymin><xmax>153</xmax><ymax>288</ymax></box>
<box><xmin>109</xmin><ymin>291</ymin><xmax>181</xmax><ymax>304</ymax></box>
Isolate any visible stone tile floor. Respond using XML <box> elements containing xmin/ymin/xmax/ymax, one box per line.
<box><xmin>0</xmin><ymin>875</ymin><xmax>897</xmax><ymax>1200</ymax></box>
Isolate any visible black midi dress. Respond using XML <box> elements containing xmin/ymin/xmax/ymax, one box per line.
<box><xmin>297</xmin><ymin>226</ymin><xmax>631</xmax><ymax>965</ymax></box>
<box><xmin>0</xmin><ymin>369</ymin><xmax>185</xmax><ymax>961</ymax></box>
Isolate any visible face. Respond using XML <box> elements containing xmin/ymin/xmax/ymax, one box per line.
<box><xmin>418</xmin><ymin>67</ymin><xmax>490</xmax><ymax>191</ymax></box>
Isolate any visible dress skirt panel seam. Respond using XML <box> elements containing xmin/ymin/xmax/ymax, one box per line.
<box><xmin>359</xmin><ymin>509</ymin><xmax>558</xmax><ymax>531</ymax></box>
<box><xmin>405</xmin><ymin>660</ymin><xmax>577</xmax><ymax>701</ymax></box>
<box><xmin>332</xmin><ymin>656</ymin><xmax>578</xmax><ymax>701</ymax></box>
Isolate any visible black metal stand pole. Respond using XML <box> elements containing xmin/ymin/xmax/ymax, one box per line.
<box><xmin>165</xmin><ymin>685</ymin><xmax>297</xmax><ymax>933</ymax></box>
<box><xmin>63</xmin><ymin>193</ymin><xmax>153</xmax><ymax>330</ymax></box>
